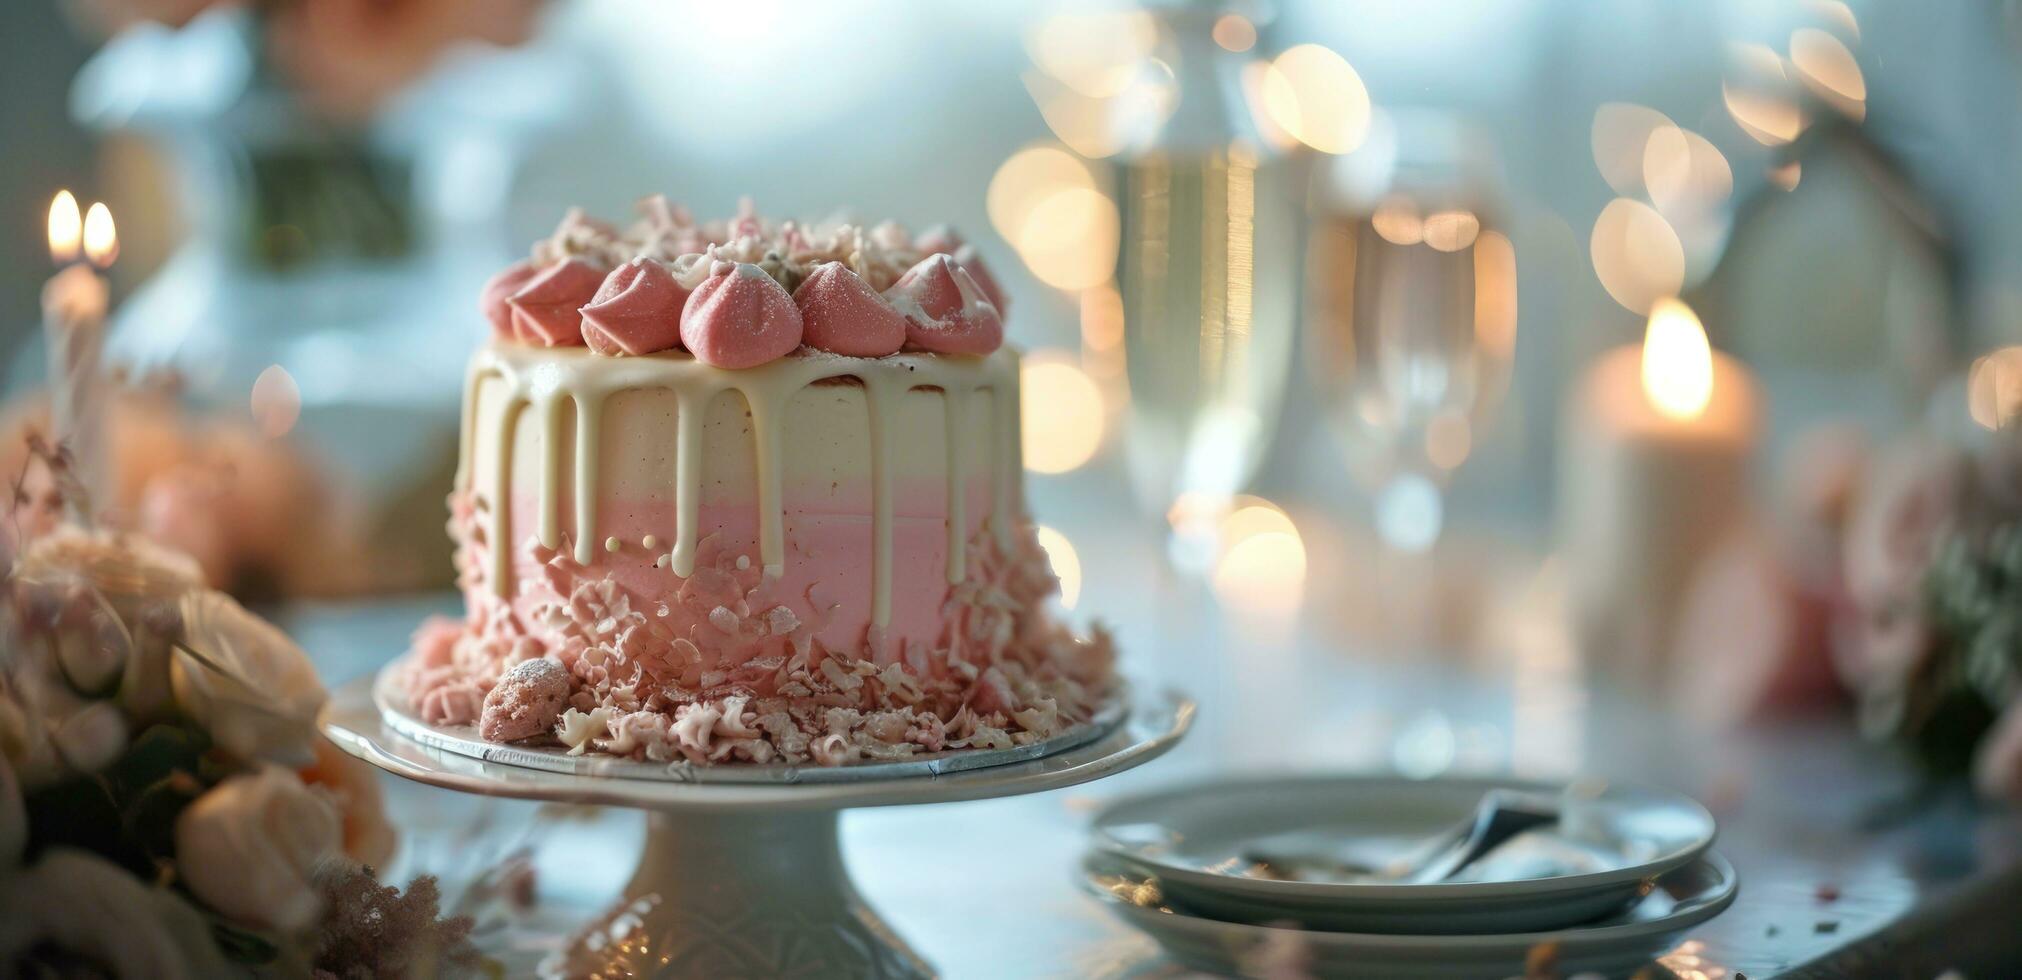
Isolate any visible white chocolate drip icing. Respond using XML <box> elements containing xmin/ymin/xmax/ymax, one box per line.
<box><xmin>456</xmin><ymin>343</ymin><xmax>1022</xmax><ymax>627</ymax></box>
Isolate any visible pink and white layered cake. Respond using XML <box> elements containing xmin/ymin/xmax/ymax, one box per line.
<box><xmin>402</xmin><ymin>199</ymin><xmax>1114</xmax><ymax>765</ymax></box>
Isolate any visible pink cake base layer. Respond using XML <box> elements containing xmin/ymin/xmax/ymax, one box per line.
<box><xmin>499</xmin><ymin>477</ymin><xmax>995</xmax><ymax>655</ymax></box>
<box><xmin>402</xmin><ymin>493</ymin><xmax>1114</xmax><ymax>766</ymax></box>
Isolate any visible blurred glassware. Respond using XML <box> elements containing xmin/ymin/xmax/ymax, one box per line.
<box><xmin>1110</xmin><ymin>1</ymin><xmax>1305</xmax><ymax>575</ymax></box>
<box><xmin>62</xmin><ymin>7</ymin><xmax>571</xmax><ymax>592</ymax></box>
<box><xmin>1305</xmin><ymin>113</ymin><xmax>1517</xmax><ymax>553</ymax></box>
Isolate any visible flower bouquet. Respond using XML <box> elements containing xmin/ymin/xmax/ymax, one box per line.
<box><xmin>1843</xmin><ymin>426</ymin><xmax>2022</xmax><ymax>803</ymax></box>
<box><xmin>0</xmin><ymin>444</ymin><xmax>483</xmax><ymax>977</ymax></box>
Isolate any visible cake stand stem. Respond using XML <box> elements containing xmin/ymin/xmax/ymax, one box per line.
<box><xmin>545</xmin><ymin>808</ymin><xmax>934</xmax><ymax>979</ymax></box>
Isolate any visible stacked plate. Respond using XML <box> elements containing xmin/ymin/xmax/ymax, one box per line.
<box><xmin>1082</xmin><ymin>775</ymin><xmax>1734</xmax><ymax>979</ymax></box>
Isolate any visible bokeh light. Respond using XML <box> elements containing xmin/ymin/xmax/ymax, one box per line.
<box><xmin>1422</xmin><ymin>210</ymin><xmax>1481</xmax><ymax>253</ymax></box>
<box><xmin>1591</xmin><ymin>198</ymin><xmax>1685</xmax><ymax>315</ymax></box>
<box><xmin>1021</xmin><ymin>351</ymin><xmax>1106</xmax><ymax>474</ymax></box>
<box><xmin>1474</xmin><ymin>230</ymin><xmax>1519</xmax><ymax>360</ymax></box>
<box><xmin>1790</xmin><ymin>27</ymin><xmax>1865</xmax><ymax>120</ymax></box>
<box><xmin>1212</xmin><ymin>14</ymin><xmax>1256</xmax><ymax>53</ymax></box>
<box><xmin>1025</xmin><ymin>9</ymin><xmax>1157</xmax><ymax>99</ymax></box>
<box><xmin>1034</xmin><ymin>524</ymin><xmax>1082</xmax><ymax>609</ymax></box>
<box><xmin>1375</xmin><ymin>474</ymin><xmax>1443</xmax><ymax>553</ymax></box>
<box><xmin>1210</xmin><ymin>496</ymin><xmax>1307</xmax><ymax>614</ymax></box>
<box><xmin>1723</xmin><ymin>43</ymin><xmax>1805</xmax><ymax>146</ymax></box>
<box><xmin>1021</xmin><ymin>76</ymin><xmax>1126</xmax><ymax>159</ymax></box>
<box><xmin>1642</xmin><ymin>126</ymin><xmax>1733</xmax><ymax>217</ymax></box>
<box><xmin>1023</xmin><ymin>9</ymin><xmax>1174</xmax><ymax>157</ymax></box>
<box><xmin>988</xmin><ymin>143</ymin><xmax>1097</xmax><ymax>243</ymax></box>
<box><xmin>1255</xmin><ymin>44</ymin><xmax>1371</xmax><ymax>154</ymax></box>
<box><xmin>1371</xmin><ymin>196</ymin><xmax>1424</xmax><ymax>246</ymax></box>
<box><xmin>1023</xmin><ymin>62</ymin><xmax>1175</xmax><ymax>159</ymax></box>
<box><xmin>1017</xmin><ymin>186</ymin><xmax>1121</xmax><ymax>291</ymax></box>
<box><xmin>251</xmin><ymin>364</ymin><xmax>303</xmax><ymax>439</ymax></box>
<box><xmin>1803</xmin><ymin>0</ymin><xmax>1860</xmax><ymax>39</ymax></box>
<box><xmin>989</xmin><ymin>144</ymin><xmax>1120</xmax><ymax>292</ymax></box>
<box><xmin>1591</xmin><ymin>103</ymin><xmax>1673</xmax><ymax>196</ymax></box>
<box><xmin>1968</xmin><ymin>346</ymin><xmax>2022</xmax><ymax>430</ymax></box>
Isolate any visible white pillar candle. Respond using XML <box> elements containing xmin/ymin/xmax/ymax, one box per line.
<box><xmin>39</xmin><ymin>193</ymin><xmax>115</xmax><ymax>524</ymax></box>
<box><xmin>1560</xmin><ymin>298</ymin><xmax>1760</xmax><ymax>691</ymax></box>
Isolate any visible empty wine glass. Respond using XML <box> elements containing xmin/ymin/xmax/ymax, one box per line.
<box><xmin>1305</xmin><ymin>112</ymin><xmax>1517</xmax><ymax>554</ymax></box>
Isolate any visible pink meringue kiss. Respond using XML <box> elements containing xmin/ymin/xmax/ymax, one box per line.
<box><xmin>508</xmin><ymin>259</ymin><xmax>604</xmax><ymax>346</ymax></box>
<box><xmin>480</xmin><ymin>260</ymin><xmax>540</xmax><ymax>338</ymax></box>
<box><xmin>952</xmin><ymin>243</ymin><xmax>1008</xmax><ymax>316</ymax></box>
<box><xmin>581</xmin><ymin>258</ymin><xmax>690</xmax><ymax>356</ymax></box>
<box><xmin>886</xmin><ymin>253</ymin><xmax>1004</xmax><ymax>356</ymax></box>
<box><xmin>793</xmin><ymin>262</ymin><xmax>907</xmax><ymax>357</ymax></box>
<box><xmin>679</xmin><ymin>261</ymin><xmax>805</xmax><ymax>368</ymax></box>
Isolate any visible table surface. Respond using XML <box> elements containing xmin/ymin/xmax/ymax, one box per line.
<box><xmin>282</xmin><ymin>578</ymin><xmax>2022</xmax><ymax>980</ymax></box>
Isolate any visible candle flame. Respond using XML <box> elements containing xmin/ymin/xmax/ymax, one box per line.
<box><xmin>83</xmin><ymin>203</ymin><xmax>118</xmax><ymax>269</ymax></box>
<box><xmin>1641</xmin><ymin>298</ymin><xmax>1714</xmax><ymax>421</ymax></box>
<box><xmin>48</xmin><ymin>191</ymin><xmax>81</xmax><ymax>265</ymax></box>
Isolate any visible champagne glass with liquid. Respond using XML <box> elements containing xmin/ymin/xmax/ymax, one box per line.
<box><xmin>1114</xmin><ymin>5</ymin><xmax>1304</xmax><ymax>574</ymax></box>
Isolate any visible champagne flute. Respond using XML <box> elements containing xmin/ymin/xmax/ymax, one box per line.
<box><xmin>1110</xmin><ymin>1</ymin><xmax>1305</xmax><ymax>575</ymax></box>
<box><xmin>1117</xmin><ymin>140</ymin><xmax>1305</xmax><ymax>572</ymax></box>
<box><xmin>1306</xmin><ymin>114</ymin><xmax>1517</xmax><ymax>554</ymax></box>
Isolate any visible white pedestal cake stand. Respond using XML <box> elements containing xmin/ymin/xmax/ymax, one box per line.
<box><xmin>321</xmin><ymin>665</ymin><xmax>1194</xmax><ymax>979</ymax></box>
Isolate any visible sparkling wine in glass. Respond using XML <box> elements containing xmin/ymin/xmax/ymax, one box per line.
<box><xmin>1116</xmin><ymin>143</ymin><xmax>1304</xmax><ymax>572</ymax></box>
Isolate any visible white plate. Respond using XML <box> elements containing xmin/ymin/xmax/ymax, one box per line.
<box><xmin>1090</xmin><ymin>774</ymin><xmax>1716</xmax><ymax>933</ymax></box>
<box><xmin>1080</xmin><ymin>850</ymin><xmax>1737</xmax><ymax>979</ymax></box>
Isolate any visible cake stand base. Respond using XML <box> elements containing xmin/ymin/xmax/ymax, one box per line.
<box><xmin>322</xmin><ymin>672</ymin><xmax>1192</xmax><ymax>980</ymax></box>
<box><xmin>556</xmin><ymin>809</ymin><xmax>929</xmax><ymax>979</ymax></box>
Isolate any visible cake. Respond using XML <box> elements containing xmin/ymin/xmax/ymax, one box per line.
<box><xmin>402</xmin><ymin>199</ymin><xmax>1115</xmax><ymax>765</ymax></box>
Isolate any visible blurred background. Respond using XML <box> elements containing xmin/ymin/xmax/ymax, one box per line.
<box><xmin>13</xmin><ymin>4</ymin><xmax>2022</xmax><ymax>974</ymax></box>
<box><xmin>6</xmin><ymin>0</ymin><xmax>2022</xmax><ymax>780</ymax></box>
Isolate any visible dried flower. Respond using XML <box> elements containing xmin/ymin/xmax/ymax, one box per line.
<box><xmin>311</xmin><ymin>866</ymin><xmax>483</xmax><ymax>979</ymax></box>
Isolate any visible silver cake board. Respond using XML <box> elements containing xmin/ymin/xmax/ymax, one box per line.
<box><xmin>369</xmin><ymin>661</ymin><xmax>1131</xmax><ymax>788</ymax></box>
<box><xmin>323</xmin><ymin>661</ymin><xmax>1193</xmax><ymax>977</ymax></box>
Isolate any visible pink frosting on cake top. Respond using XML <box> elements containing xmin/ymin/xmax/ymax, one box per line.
<box><xmin>490</xmin><ymin>199</ymin><xmax>1010</xmax><ymax>365</ymax></box>
<box><xmin>581</xmin><ymin>258</ymin><xmax>690</xmax><ymax>356</ymax></box>
<box><xmin>509</xmin><ymin>259</ymin><xmax>603</xmax><ymax>347</ymax></box>
<box><xmin>680</xmin><ymin>261</ymin><xmax>805</xmax><ymax>369</ymax></box>
<box><xmin>480</xmin><ymin>260</ymin><xmax>540</xmax><ymax>339</ymax></box>
<box><xmin>886</xmin><ymin>253</ymin><xmax>1005</xmax><ymax>355</ymax></box>
<box><xmin>794</xmin><ymin>262</ymin><xmax>908</xmax><ymax>358</ymax></box>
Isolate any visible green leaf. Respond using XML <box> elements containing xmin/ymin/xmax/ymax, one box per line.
<box><xmin>104</xmin><ymin>724</ymin><xmax>211</xmax><ymax>806</ymax></box>
<box><xmin>123</xmin><ymin>772</ymin><xmax>205</xmax><ymax>861</ymax></box>
<box><xmin>23</xmin><ymin>775</ymin><xmax>138</xmax><ymax>872</ymax></box>
<box><xmin>209</xmin><ymin>919</ymin><xmax>281</xmax><ymax>965</ymax></box>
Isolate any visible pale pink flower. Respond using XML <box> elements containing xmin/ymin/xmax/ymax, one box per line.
<box><xmin>174</xmin><ymin>765</ymin><xmax>343</xmax><ymax>932</ymax></box>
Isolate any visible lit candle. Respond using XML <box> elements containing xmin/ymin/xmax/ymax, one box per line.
<box><xmin>1560</xmin><ymin>298</ymin><xmax>1761</xmax><ymax>690</ymax></box>
<box><xmin>40</xmin><ymin>191</ymin><xmax>116</xmax><ymax>524</ymax></box>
